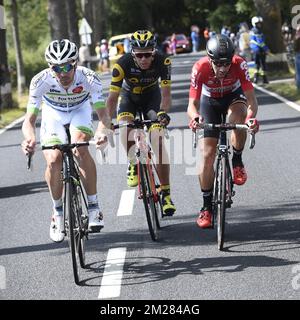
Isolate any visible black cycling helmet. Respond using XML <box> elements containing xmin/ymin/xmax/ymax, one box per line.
<box><xmin>206</xmin><ymin>34</ymin><xmax>234</xmax><ymax>64</ymax></box>
<box><xmin>130</xmin><ymin>30</ymin><xmax>156</xmax><ymax>49</ymax></box>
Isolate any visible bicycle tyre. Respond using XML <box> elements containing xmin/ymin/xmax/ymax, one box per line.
<box><xmin>75</xmin><ymin>184</ymin><xmax>88</xmax><ymax>269</ymax></box>
<box><xmin>149</xmin><ymin>162</ymin><xmax>162</xmax><ymax>229</ymax></box>
<box><xmin>217</xmin><ymin>156</ymin><xmax>227</xmax><ymax>250</ymax></box>
<box><xmin>65</xmin><ymin>181</ymin><xmax>80</xmax><ymax>285</ymax></box>
<box><xmin>139</xmin><ymin>163</ymin><xmax>159</xmax><ymax>241</ymax></box>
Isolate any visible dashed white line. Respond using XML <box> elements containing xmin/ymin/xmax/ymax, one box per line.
<box><xmin>98</xmin><ymin>247</ymin><xmax>127</xmax><ymax>299</ymax></box>
<box><xmin>117</xmin><ymin>189</ymin><xmax>135</xmax><ymax>216</ymax></box>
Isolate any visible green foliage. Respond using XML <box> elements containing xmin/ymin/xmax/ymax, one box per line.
<box><xmin>8</xmin><ymin>37</ymin><xmax>49</xmax><ymax>87</ymax></box>
<box><xmin>5</xmin><ymin>0</ymin><xmax>49</xmax><ymax>50</ymax></box>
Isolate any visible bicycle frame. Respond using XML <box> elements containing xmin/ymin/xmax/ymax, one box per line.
<box><xmin>113</xmin><ymin>112</ymin><xmax>165</xmax><ymax>240</ymax></box>
<box><xmin>42</xmin><ymin>126</ymin><xmax>91</xmax><ymax>284</ymax></box>
<box><xmin>192</xmin><ymin>117</ymin><xmax>255</xmax><ymax>250</ymax></box>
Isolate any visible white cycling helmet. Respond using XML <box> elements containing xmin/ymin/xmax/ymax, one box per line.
<box><xmin>251</xmin><ymin>16</ymin><xmax>263</xmax><ymax>27</ymax></box>
<box><xmin>45</xmin><ymin>39</ymin><xmax>79</xmax><ymax>65</ymax></box>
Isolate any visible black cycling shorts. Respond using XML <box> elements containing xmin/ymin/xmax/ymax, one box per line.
<box><xmin>200</xmin><ymin>88</ymin><xmax>247</xmax><ymax>138</ymax></box>
<box><xmin>117</xmin><ymin>88</ymin><xmax>161</xmax><ymax>122</ymax></box>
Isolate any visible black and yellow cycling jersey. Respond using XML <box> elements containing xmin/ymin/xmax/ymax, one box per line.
<box><xmin>109</xmin><ymin>52</ymin><xmax>171</xmax><ymax>95</ymax></box>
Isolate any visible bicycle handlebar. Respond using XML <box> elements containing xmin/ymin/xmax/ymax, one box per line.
<box><xmin>112</xmin><ymin>119</ymin><xmax>169</xmax><ymax>139</ymax></box>
<box><xmin>41</xmin><ymin>141</ymin><xmax>91</xmax><ymax>151</ymax></box>
<box><xmin>112</xmin><ymin>119</ymin><xmax>160</xmax><ymax>130</ymax></box>
<box><xmin>192</xmin><ymin>122</ymin><xmax>256</xmax><ymax>149</ymax></box>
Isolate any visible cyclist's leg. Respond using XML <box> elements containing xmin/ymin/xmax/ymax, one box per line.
<box><xmin>117</xmin><ymin>93</ymin><xmax>137</xmax><ymax>187</ymax></box>
<box><xmin>70</xmin><ymin>103</ymin><xmax>103</xmax><ymax>231</ymax></box>
<box><xmin>41</xmin><ymin>105</ymin><xmax>68</xmax><ymax>204</ymax></box>
<box><xmin>40</xmin><ymin>106</ymin><xmax>68</xmax><ymax>241</ymax></box>
<box><xmin>144</xmin><ymin>92</ymin><xmax>176</xmax><ymax>216</ymax></box>
<box><xmin>196</xmin><ymin>95</ymin><xmax>222</xmax><ymax>228</ymax></box>
<box><xmin>117</xmin><ymin>93</ymin><xmax>136</xmax><ymax>160</ymax></box>
<box><xmin>228</xmin><ymin>92</ymin><xmax>248</xmax><ymax>185</ymax></box>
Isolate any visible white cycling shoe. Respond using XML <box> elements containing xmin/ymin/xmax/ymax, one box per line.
<box><xmin>88</xmin><ymin>204</ymin><xmax>104</xmax><ymax>233</ymax></box>
<box><xmin>50</xmin><ymin>212</ymin><xmax>65</xmax><ymax>243</ymax></box>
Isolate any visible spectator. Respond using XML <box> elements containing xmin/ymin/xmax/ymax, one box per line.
<box><xmin>203</xmin><ymin>27</ymin><xmax>210</xmax><ymax>44</ymax></box>
<box><xmin>191</xmin><ymin>26</ymin><xmax>199</xmax><ymax>52</ymax></box>
<box><xmin>100</xmin><ymin>39</ymin><xmax>110</xmax><ymax>72</ymax></box>
<box><xmin>294</xmin><ymin>26</ymin><xmax>300</xmax><ymax>90</ymax></box>
<box><xmin>238</xmin><ymin>22</ymin><xmax>251</xmax><ymax>62</ymax></box>
<box><xmin>123</xmin><ymin>37</ymin><xmax>131</xmax><ymax>54</ymax></box>
<box><xmin>95</xmin><ymin>42</ymin><xmax>102</xmax><ymax>71</ymax></box>
<box><xmin>170</xmin><ymin>33</ymin><xmax>177</xmax><ymax>55</ymax></box>
<box><xmin>79</xmin><ymin>43</ymin><xmax>90</xmax><ymax>68</ymax></box>
<box><xmin>250</xmin><ymin>16</ymin><xmax>270</xmax><ymax>84</ymax></box>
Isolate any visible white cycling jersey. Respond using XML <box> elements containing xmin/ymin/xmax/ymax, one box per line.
<box><xmin>27</xmin><ymin>66</ymin><xmax>105</xmax><ymax>114</ymax></box>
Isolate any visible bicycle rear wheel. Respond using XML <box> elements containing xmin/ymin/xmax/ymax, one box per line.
<box><xmin>139</xmin><ymin>162</ymin><xmax>159</xmax><ymax>241</ymax></box>
<box><xmin>65</xmin><ymin>181</ymin><xmax>80</xmax><ymax>285</ymax></box>
<box><xmin>217</xmin><ymin>157</ymin><xmax>227</xmax><ymax>251</ymax></box>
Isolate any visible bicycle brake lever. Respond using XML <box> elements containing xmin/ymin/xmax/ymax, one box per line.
<box><xmin>249</xmin><ymin>133</ymin><xmax>256</xmax><ymax>149</ymax></box>
<box><xmin>27</xmin><ymin>153</ymin><xmax>33</xmax><ymax>171</ymax></box>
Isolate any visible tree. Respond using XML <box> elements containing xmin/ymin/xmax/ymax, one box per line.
<box><xmin>65</xmin><ymin>0</ymin><xmax>80</xmax><ymax>46</ymax></box>
<box><xmin>47</xmin><ymin>0</ymin><xmax>68</xmax><ymax>40</ymax></box>
<box><xmin>9</xmin><ymin>0</ymin><xmax>26</xmax><ymax>95</ymax></box>
<box><xmin>0</xmin><ymin>0</ymin><xmax>13</xmax><ymax>109</ymax></box>
<box><xmin>252</xmin><ymin>0</ymin><xmax>284</xmax><ymax>53</ymax></box>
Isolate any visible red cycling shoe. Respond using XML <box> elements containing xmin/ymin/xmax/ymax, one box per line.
<box><xmin>196</xmin><ymin>208</ymin><xmax>213</xmax><ymax>229</ymax></box>
<box><xmin>233</xmin><ymin>165</ymin><xmax>247</xmax><ymax>185</ymax></box>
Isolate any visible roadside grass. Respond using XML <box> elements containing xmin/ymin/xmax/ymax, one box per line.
<box><xmin>0</xmin><ymin>91</ymin><xmax>28</xmax><ymax>129</ymax></box>
<box><xmin>248</xmin><ymin>66</ymin><xmax>300</xmax><ymax>104</ymax></box>
<box><xmin>263</xmin><ymin>81</ymin><xmax>300</xmax><ymax>104</ymax></box>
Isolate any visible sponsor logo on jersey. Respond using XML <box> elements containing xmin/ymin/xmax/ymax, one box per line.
<box><xmin>50</xmin><ymin>88</ymin><xmax>60</xmax><ymax>93</ymax></box>
<box><xmin>72</xmin><ymin>86</ymin><xmax>83</xmax><ymax>94</ymax></box>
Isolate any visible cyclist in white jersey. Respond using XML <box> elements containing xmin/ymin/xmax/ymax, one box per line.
<box><xmin>21</xmin><ymin>39</ymin><xmax>111</xmax><ymax>242</ymax></box>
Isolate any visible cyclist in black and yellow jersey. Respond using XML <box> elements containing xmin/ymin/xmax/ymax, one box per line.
<box><xmin>106</xmin><ymin>30</ymin><xmax>176</xmax><ymax>216</ymax></box>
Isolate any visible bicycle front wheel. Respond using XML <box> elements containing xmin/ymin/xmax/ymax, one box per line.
<box><xmin>139</xmin><ymin>163</ymin><xmax>159</xmax><ymax>241</ymax></box>
<box><xmin>74</xmin><ymin>183</ymin><xmax>89</xmax><ymax>269</ymax></box>
<box><xmin>65</xmin><ymin>181</ymin><xmax>80</xmax><ymax>285</ymax></box>
<box><xmin>217</xmin><ymin>156</ymin><xmax>227</xmax><ymax>251</ymax></box>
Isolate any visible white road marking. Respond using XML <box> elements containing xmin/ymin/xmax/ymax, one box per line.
<box><xmin>117</xmin><ymin>189</ymin><xmax>135</xmax><ymax>216</ymax></box>
<box><xmin>0</xmin><ymin>115</ymin><xmax>25</xmax><ymax>135</ymax></box>
<box><xmin>98</xmin><ymin>247</ymin><xmax>127</xmax><ymax>299</ymax></box>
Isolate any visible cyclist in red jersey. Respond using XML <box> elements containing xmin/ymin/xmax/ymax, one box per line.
<box><xmin>187</xmin><ymin>34</ymin><xmax>259</xmax><ymax>229</ymax></box>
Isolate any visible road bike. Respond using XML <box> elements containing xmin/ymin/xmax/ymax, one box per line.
<box><xmin>193</xmin><ymin>116</ymin><xmax>255</xmax><ymax>250</ymax></box>
<box><xmin>113</xmin><ymin>111</ymin><xmax>166</xmax><ymax>241</ymax></box>
<box><xmin>32</xmin><ymin>125</ymin><xmax>95</xmax><ymax>285</ymax></box>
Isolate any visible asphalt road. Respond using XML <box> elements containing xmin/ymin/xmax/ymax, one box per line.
<box><xmin>1</xmin><ymin>52</ymin><xmax>300</xmax><ymax>301</ymax></box>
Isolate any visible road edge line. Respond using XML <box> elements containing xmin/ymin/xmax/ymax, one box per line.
<box><xmin>254</xmin><ymin>84</ymin><xmax>300</xmax><ymax>112</ymax></box>
<box><xmin>0</xmin><ymin>115</ymin><xmax>26</xmax><ymax>136</ymax></box>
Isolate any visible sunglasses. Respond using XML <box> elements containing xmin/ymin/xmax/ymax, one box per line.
<box><xmin>212</xmin><ymin>60</ymin><xmax>231</xmax><ymax>67</ymax></box>
<box><xmin>52</xmin><ymin>63</ymin><xmax>74</xmax><ymax>74</ymax></box>
<box><xmin>133</xmin><ymin>52</ymin><xmax>153</xmax><ymax>59</ymax></box>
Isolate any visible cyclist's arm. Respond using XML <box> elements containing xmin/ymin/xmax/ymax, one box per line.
<box><xmin>22</xmin><ymin>112</ymin><xmax>37</xmax><ymax>155</ymax></box>
<box><xmin>187</xmin><ymin>98</ymin><xmax>200</xmax><ymax>120</ymax></box>
<box><xmin>95</xmin><ymin>107</ymin><xmax>111</xmax><ymax>130</ymax></box>
<box><xmin>160</xmin><ymin>86</ymin><xmax>171</xmax><ymax>113</ymax></box>
<box><xmin>105</xmin><ymin>91</ymin><xmax>120</xmax><ymax>118</ymax></box>
<box><xmin>160</xmin><ymin>56</ymin><xmax>172</xmax><ymax>113</ymax></box>
<box><xmin>244</xmin><ymin>88</ymin><xmax>258</xmax><ymax>119</ymax></box>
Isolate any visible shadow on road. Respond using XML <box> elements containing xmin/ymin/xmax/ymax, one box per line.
<box><xmin>0</xmin><ymin>181</ymin><xmax>48</xmax><ymax>199</ymax></box>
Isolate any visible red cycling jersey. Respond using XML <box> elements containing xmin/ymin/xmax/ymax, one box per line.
<box><xmin>189</xmin><ymin>55</ymin><xmax>253</xmax><ymax>100</ymax></box>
